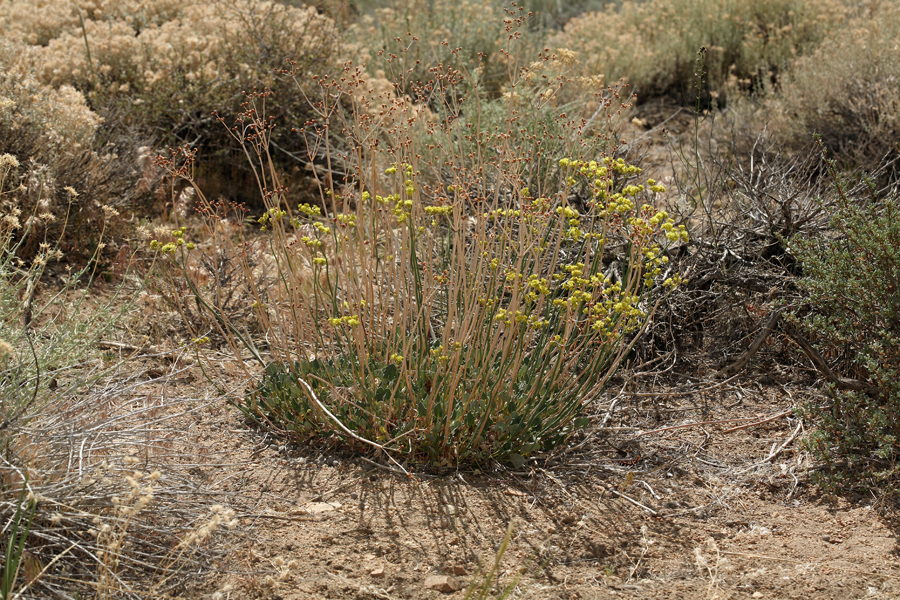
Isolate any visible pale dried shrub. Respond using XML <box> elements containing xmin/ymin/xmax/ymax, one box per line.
<box><xmin>0</xmin><ymin>41</ymin><xmax>101</xmax><ymax>151</ymax></box>
<box><xmin>0</xmin><ymin>39</ymin><xmax>142</xmax><ymax>258</ymax></box>
<box><xmin>0</xmin><ymin>0</ymin><xmax>185</xmax><ymax>46</ymax></box>
<box><xmin>763</xmin><ymin>2</ymin><xmax>900</xmax><ymax>172</ymax></box>
<box><xmin>2</xmin><ymin>0</ymin><xmax>349</xmax><ymax>203</ymax></box>
<box><xmin>347</xmin><ymin>0</ymin><xmax>540</xmax><ymax>98</ymax></box>
<box><xmin>552</xmin><ymin>0</ymin><xmax>852</xmax><ymax>103</ymax></box>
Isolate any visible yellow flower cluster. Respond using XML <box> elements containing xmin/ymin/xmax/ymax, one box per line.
<box><xmin>300</xmin><ymin>236</ymin><xmax>323</xmax><ymax>249</ymax></box>
<box><xmin>149</xmin><ymin>227</ymin><xmax>192</xmax><ymax>253</ymax></box>
<box><xmin>492</xmin><ymin>308</ymin><xmax>547</xmax><ymax>329</ymax></box>
<box><xmin>424</xmin><ymin>205</ymin><xmax>453</xmax><ymax>217</ymax></box>
<box><xmin>257</xmin><ymin>207</ymin><xmax>287</xmax><ymax>231</ymax></box>
<box><xmin>335</xmin><ymin>213</ymin><xmax>356</xmax><ymax>227</ymax></box>
<box><xmin>328</xmin><ymin>315</ymin><xmax>360</xmax><ymax>327</ymax></box>
<box><xmin>297</xmin><ymin>203</ymin><xmax>321</xmax><ymax>217</ymax></box>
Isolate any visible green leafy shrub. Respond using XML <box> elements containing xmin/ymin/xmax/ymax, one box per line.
<box><xmin>790</xmin><ymin>153</ymin><xmax>900</xmax><ymax>498</ymax></box>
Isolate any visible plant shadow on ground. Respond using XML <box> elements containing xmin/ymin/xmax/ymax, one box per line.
<box><xmin>177</xmin><ymin>367</ymin><xmax>900</xmax><ymax>600</ymax></box>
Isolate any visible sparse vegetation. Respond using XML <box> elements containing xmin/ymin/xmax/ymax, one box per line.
<box><xmin>3</xmin><ymin>0</ymin><xmax>900</xmax><ymax>595</ymax></box>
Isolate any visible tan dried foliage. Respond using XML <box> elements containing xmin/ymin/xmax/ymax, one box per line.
<box><xmin>552</xmin><ymin>0</ymin><xmax>853</xmax><ymax>101</ymax></box>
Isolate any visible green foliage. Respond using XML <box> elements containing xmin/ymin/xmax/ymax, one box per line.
<box><xmin>0</xmin><ymin>484</ymin><xmax>37</xmax><ymax>600</ymax></box>
<box><xmin>790</xmin><ymin>149</ymin><xmax>900</xmax><ymax>497</ymax></box>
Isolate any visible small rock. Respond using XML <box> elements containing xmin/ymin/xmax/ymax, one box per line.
<box><xmin>350</xmin><ymin>492</ymin><xmax>358</xmax><ymax>500</ymax></box>
<box><xmin>424</xmin><ymin>575</ymin><xmax>459</xmax><ymax>593</ymax></box>
<box><xmin>332</xmin><ymin>459</ymin><xmax>339</xmax><ymax>467</ymax></box>
<box><xmin>821</xmin><ymin>534</ymin><xmax>831</xmax><ymax>542</ymax></box>
<box><xmin>752</xmin><ymin>593</ymin><xmax>764</xmax><ymax>599</ymax></box>
<box><xmin>547</xmin><ymin>526</ymin><xmax>558</xmax><ymax>534</ymax></box>
<box><xmin>448</xmin><ymin>565</ymin><xmax>467</xmax><ymax>576</ymax></box>
<box><xmin>561</xmin><ymin>514</ymin><xmax>577</xmax><ymax>524</ymax></box>
<box><xmin>370</xmin><ymin>566</ymin><xmax>385</xmax><ymax>578</ymax></box>
<box><xmin>443</xmin><ymin>505</ymin><xmax>458</xmax><ymax>517</ymax></box>
<box><xmin>306</xmin><ymin>502</ymin><xmax>341</xmax><ymax>514</ymax></box>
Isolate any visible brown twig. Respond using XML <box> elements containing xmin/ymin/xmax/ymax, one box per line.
<box><xmin>722</xmin><ymin>409</ymin><xmax>792</xmax><ymax>433</ymax></box>
<box><xmin>635</xmin><ymin>416</ymin><xmax>763</xmax><ymax>438</ymax></box>
<box><xmin>608</xmin><ymin>488</ymin><xmax>658</xmax><ymax>515</ymax></box>
<box><xmin>785</xmin><ymin>329</ymin><xmax>879</xmax><ymax>395</ymax></box>
<box><xmin>716</xmin><ymin>308</ymin><xmax>782</xmax><ymax>378</ymax></box>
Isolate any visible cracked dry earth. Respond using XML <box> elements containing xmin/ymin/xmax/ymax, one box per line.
<box><xmin>151</xmin><ymin>366</ymin><xmax>900</xmax><ymax>600</ymax></box>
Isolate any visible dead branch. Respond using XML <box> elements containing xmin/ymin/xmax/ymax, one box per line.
<box><xmin>722</xmin><ymin>409</ymin><xmax>792</xmax><ymax>433</ymax></box>
<box><xmin>784</xmin><ymin>329</ymin><xmax>880</xmax><ymax>395</ymax></box>
<box><xmin>716</xmin><ymin>308</ymin><xmax>783</xmax><ymax>378</ymax></box>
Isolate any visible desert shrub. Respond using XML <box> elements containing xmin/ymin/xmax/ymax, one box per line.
<box><xmin>763</xmin><ymin>2</ymin><xmax>900</xmax><ymax>175</ymax></box>
<box><xmin>1</xmin><ymin>0</ymin><xmax>349</xmax><ymax>204</ymax></box>
<box><xmin>551</xmin><ymin>0</ymin><xmax>851</xmax><ymax>104</ymax></box>
<box><xmin>346</xmin><ymin>0</ymin><xmax>544</xmax><ymax>100</ymax></box>
<box><xmin>155</xmin><ymin>29</ymin><xmax>687</xmax><ymax>467</ymax></box>
<box><xmin>0</xmin><ymin>38</ymin><xmax>148</xmax><ymax>260</ymax></box>
<box><xmin>789</xmin><ymin>155</ymin><xmax>900</xmax><ymax>499</ymax></box>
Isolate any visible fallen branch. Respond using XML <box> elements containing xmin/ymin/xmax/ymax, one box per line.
<box><xmin>784</xmin><ymin>330</ymin><xmax>880</xmax><ymax>395</ymax></box>
<box><xmin>716</xmin><ymin>308</ymin><xmax>782</xmax><ymax>378</ymax></box>
<box><xmin>635</xmin><ymin>416</ymin><xmax>763</xmax><ymax>438</ymax></box>
<box><xmin>722</xmin><ymin>409</ymin><xmax>792</xmax><ymax>433</ymax></box>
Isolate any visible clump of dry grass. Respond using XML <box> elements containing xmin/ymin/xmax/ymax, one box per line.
<box><xmin>1</xmin><ymin>173</ymin><xmax>237</xmax><ymax>595</ymax></box>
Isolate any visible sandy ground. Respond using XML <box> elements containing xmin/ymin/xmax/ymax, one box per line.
<box><xmin>125</xmin><ymin>356</ymin><xmax>898</xmax><ymax>600</ymax></box>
